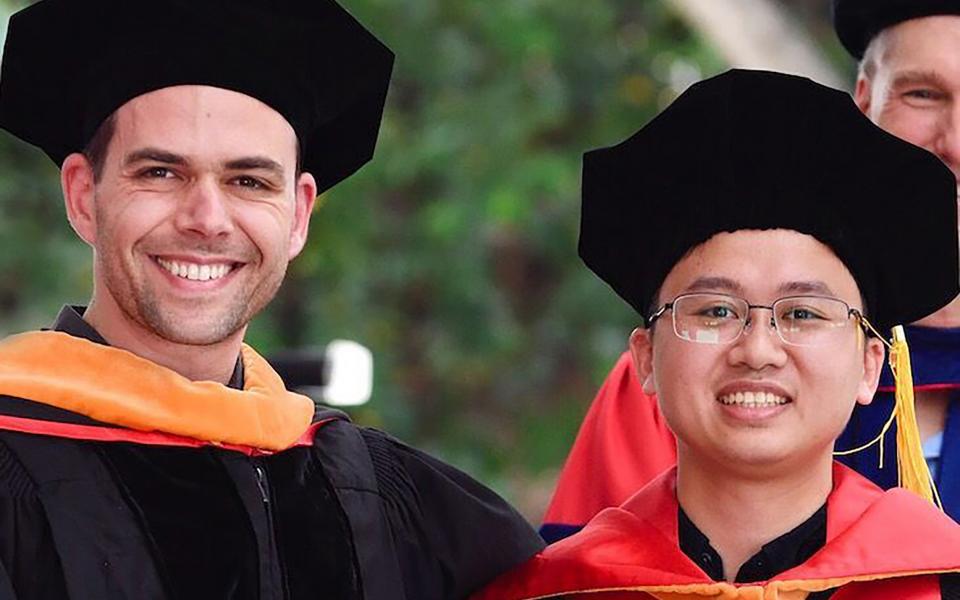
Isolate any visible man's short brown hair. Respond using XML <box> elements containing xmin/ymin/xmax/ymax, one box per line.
<box><xmin>82</xmin><ymin>113</ymin><xmax>116</xmax><ymax>182</ymax></box>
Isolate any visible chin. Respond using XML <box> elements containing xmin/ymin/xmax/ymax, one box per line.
<box><xmin>690</xmin><ymin>435</ymin><xmax>799</xmax><ymax>472</ymax></box>
<box><xmin>161</xmin><ymin>330</ymin><xmax>239</xmax><ymax>346</ymax></box>
<box><xmin>726</xmin><ymin>440</ymin><xmax>836</xmax><ymax>476</ymax></box>
<box><xmin>728</xmin><ymin>450</ymin><xmax>795</xmax><ymax>470</ymax></box>
<box><xmin>145</xmin><ymin>312</ymin><xmax>248</xmax><ymax>347</ymax></box>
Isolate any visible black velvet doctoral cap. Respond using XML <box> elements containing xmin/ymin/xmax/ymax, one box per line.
<box><xmin>0</xmin><ymin>0</ymin><xmax>394</xmax><ymax>194</ymax></box>
<box><xmin>833</xmin><ymin>0</ymin><xmax>960</xmax><ymax>59</ymax></box>
<box><xmin>579</xmin><ymin>69</ymin><xmax>959</xmax><ymax>334</ymax></box>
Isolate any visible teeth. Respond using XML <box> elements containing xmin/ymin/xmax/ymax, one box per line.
<box><xmin>156</xmin><ymin>258</ymin><xmax>233</xmax><ymax>282</ymax></box>
<box><xmin>718</xmin><ymin>391</ymin><xmax>788</xmax><ymax>407</ymax></box>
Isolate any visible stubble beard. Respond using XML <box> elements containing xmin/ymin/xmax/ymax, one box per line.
<box><xmin>97</xmin><ymin>236</ymin><xmax>288</xmax><ymax>347</ymax></box>
<box><xmin>137</xmin><ymin>283</ymin><xmax>255</xmax><ymax>346</ymax></box>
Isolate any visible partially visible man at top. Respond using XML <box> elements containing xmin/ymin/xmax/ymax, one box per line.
<box><xmin>0</xmin><ymin>1</ymin><xmax>543</xmax><ymax>598</ymax></box>
<box><xmin>540</xmin><ymin>0</ymin><xmax>960</xmax><ymax>543</ymax></box>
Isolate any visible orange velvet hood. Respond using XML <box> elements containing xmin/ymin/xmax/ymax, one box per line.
<box><xmin>0</xmin><ymin>331</ymin><xmax>315</xmax><ymax>453</ymax></box>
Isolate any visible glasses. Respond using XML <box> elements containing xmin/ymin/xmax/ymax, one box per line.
<box><xmin>647</xmin><ymin>292</ymin><xmax>868</xmax><ymax>347</ymax></box>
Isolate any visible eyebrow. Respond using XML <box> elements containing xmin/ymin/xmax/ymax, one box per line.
<box><xmin>123</xmin><ymin>147</ymin><xmax>187</xmax><ymax>166</ymax></box>
<box><xmin>224</xmin><ymin>156</ymin><xmax>285</xmax><ymax>178</ymax></box>
<box><xmin>123</xmin><ymin>148</ymin><xmax>285</xmax><ymax>177</ymax></box>
<box><xmin>890</xmin><ymin>69</ymin><xmax>950</xmax><ymax>90</ymax></box>
<box><xmin>683</xmin><ymin>276</ymin><xmax>743</xmax><ymax>294</ymax></box>
<box><xmin>683</xmin><ymin>277</ymin><xmax>838</xmax><ymax>297</ymax></box>
<box><xmin>777</xmin><ymin>280</ymin><xmax>837</xmax><ymax>296</ymax></box>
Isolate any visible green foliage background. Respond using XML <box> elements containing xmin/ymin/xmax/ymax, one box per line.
<box><xmin>0</xmin><ymin>0</ymin><xmax>840</xmax><ymax>518</ymax></box>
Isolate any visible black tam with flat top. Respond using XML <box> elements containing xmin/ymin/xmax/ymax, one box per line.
<box><xmin>0</xmin><ymin>0</ymin><xmax>394</xmax><ymax>193</ymax></box>
<box><xmin>833</xmin><ymin>0</ymin><xmax>960</xmax><ymax>59</ymax></box>
<box><xmin>579</xmin><ymin>69</ymin><xmax>959</xmax><ymax>333</ymax></box>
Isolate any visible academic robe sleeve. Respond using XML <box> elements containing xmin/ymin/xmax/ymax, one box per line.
<box><xmin>360</xmin><ymin>428</ymin><xmax>545</xmax><ymax>600</ymax></box>
<box><xmin>0</xmin><ymin>563</ymin><xmax>15</xmax><ymax>600</ymax></box>
<box><xmin>0</xmin><ymin>440</ymin><xmax>68</xmax><ymax>599</ymax></box>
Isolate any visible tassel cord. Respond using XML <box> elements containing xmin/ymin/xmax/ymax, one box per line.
<box><xmin>832</xmin><ymin>322</ymin><xmax>941</xmax><ymax>509</ymax></box>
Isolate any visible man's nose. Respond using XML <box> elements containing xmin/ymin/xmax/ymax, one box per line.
<box><xmin>728</xmin><ymin>312</ymin><xmax>788</xmax><ymax>370</ymax></box>
<box><xmin>932</xmin><ymin>106</ymin><xmax>960</xmax><ymax>180</ymax></box>
<box><xmin>174</xmin><ymin>178</ymin><xmax>235</xmax><ymax>238</ymax></box>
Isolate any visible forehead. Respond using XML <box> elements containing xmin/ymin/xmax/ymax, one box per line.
<box><xmin>881</xmin><ymin>15</ymin><xmax>960</xmax><ymax>73</ymax></box>
<box><xmin>660</xmin><ymin>229</ymin><xmax>861</xmax><ymax>301</ymax></box>
<box><xmin>110</xmin><ymin>85</ymin><xmax>298</xmax><ymax>163</ymax></box>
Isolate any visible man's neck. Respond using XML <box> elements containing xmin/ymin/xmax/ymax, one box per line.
<box><xmin>83</xmin><ymin>300</ymin><xmax>244</xmax><ymax>385</ymax></box>
<box><xmin>916</xmin><ymin>389</ymin><xmax>953</xmax><ymax>442</ymax></box>
<box><xmin>911</xmin><ymin>295</ymin><xmax>960</xmax><ymax>328</ymax></box>
<box><xmin>676</xmin><ymin>450</ymin><xmax>833</xmax><ymax>582</ymax></box>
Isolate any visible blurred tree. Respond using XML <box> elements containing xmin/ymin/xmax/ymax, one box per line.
<box><xmin>256</xmin><ymin>1</ymin><xmax>726</xmax><ymax>505</ymax></box>
<box><xmin>0</xmin><ymin>0</ymin><xmax>842</xmax><ymax>519</ymax></box>
<box><xmin>256</xmin><ymin>2</ymin><xmax>737</xmax><ymax>522</ymax></box>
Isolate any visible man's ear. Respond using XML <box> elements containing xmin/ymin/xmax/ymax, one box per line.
<box><xmin>61</xmin><ymin>153</ymin><xmax>98</xmax><ymax>247</ymax></box>
<box><xmin>856</xmin><ymin>335</ymin><xmax>886</xmax><ymax>406</ymax></box>
<box><xmin>288</xmin><ymin>171</ymin><xmax>317</xmax><ymax>260</ymax></box>
<box><xmin>853</xmin><ymin>75</ymin><xmax>873</xmax><ymax>116</ymax></box>
<box><xmin>629</xmin><ymin>327</ymin><xmax>656</xmax><ymax>395</ymax></box>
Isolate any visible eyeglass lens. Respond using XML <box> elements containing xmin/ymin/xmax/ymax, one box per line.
<box><xmin>671</xmin><ymin>293</ymin><xmax>852</xmax><ymax>346</ymax></box>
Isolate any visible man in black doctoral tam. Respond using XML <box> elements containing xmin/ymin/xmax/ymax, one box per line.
<box><xmin>476</xmin><ymin>67</ymin><xmax>960</xmax><ymax>600</ymax></box>
<box><xmin>540</xmin><ymin>0</ymin><xmax>960</xmax><ymax>543</ymax></box>
<box><xmin>0</xmin><ymin>1</ymin><xmax>543</xmax><ymax>598</ymax></box>
<box><xmin>829</xmin><ymin>0</ymin><xmax>960</xmax><ymax>519</ymax></box>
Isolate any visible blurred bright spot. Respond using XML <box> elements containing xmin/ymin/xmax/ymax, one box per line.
<box><xmin>323</xmin><ymin>339</ymin><xmax>374</xmax><ymax>407</ymax></box>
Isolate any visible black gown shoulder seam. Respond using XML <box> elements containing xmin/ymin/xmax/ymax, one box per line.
<box><xmin>0</xmin><ymin>436</ymin><xmax>40</xmax><ymax>499</ymax></box>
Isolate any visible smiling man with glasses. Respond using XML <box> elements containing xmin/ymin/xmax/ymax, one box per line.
<box><xmin>476</xmin><ymin>69</ymin><xmax>960</xmax><ymax>599</ymax></box>
<box><xmin>543</xmin><ymin>1</ymin><xmax>960</xmax><ymax>543</ymax></box>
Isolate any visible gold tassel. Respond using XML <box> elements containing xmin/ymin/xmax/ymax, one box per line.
<box><xmin>889</xmin><ymin>326</ymin><xmax>941</xmax><ymax>507</ymax></box>
<box><xmin>834</xmin><ymin>324</ymin><xmax>942</xmax><ymax>508</ymax></box>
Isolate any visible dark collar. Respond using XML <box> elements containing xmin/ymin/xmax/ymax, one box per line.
<box><xmin>50</xmin><ymin>305</ymin><xmax>245</xmax><ymax>389</ymax></box>
<box><xmin>678</xmin><ymin>503</ymin><xmax>827</xmax><ymax>584</ymax></box>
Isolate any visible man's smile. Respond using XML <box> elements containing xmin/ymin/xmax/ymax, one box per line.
<box><xmin>714</xmin><ymin>381</ymin><xmax>794</xmax><ymax>422</ymax></box>
<box><xmin>151</xmin><ymin>255</ymin><xmax>245</xmax><ymax>287</ymax></box>
<box><xmin>717</xmin><ymin>391</ymin><xmax>790</xmax><ymax>408</ymax></box>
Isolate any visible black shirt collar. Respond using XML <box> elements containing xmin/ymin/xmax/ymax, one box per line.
<box><xmin>52</xmin><ymin>305</ymin><xmax>108</xmax><ymax>345</ymax></box>
<box><xmin>51</xmin><ymin>305</ymin><xmax>245</xmax><ymax>389</ymax></box>
<box><xmin>678</xmin><ymin>503</ymin><xmax>827</xmax><ymax>584</ymax></box>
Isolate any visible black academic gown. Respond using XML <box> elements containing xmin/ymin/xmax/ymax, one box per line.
<box><xmin>0</xmin><ymin>307</ymin><xmax>544</xmax><ymax>599</ymax></box>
